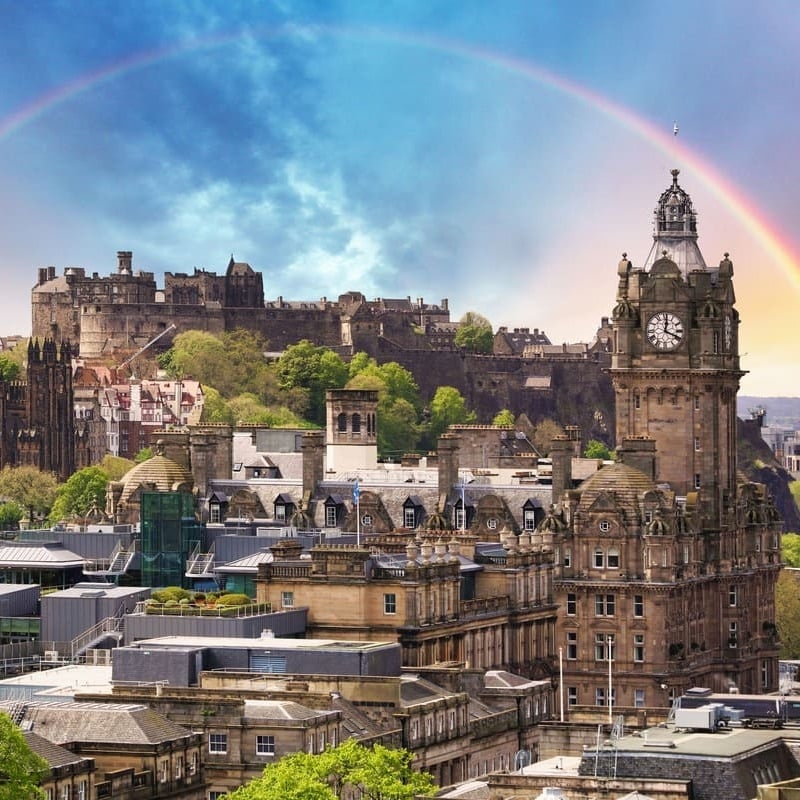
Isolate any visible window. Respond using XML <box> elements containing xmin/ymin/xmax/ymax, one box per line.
<box><xmin>607</xmin><ymin>547</ymin><xmax>619</xmax><ymax>568</ymax></box>
<box><xmin>281</xmin><ymin>591</ymin><xmax>294</xmax><ymax>609</ymax></box>
<box><xmin>325</xmin><ymin>505</ymin><xmax>338</xmax><ymax>527</ymax></box>
<box><xmin>384</xmin><ymin>593</ymin><xmax>397</xmax><ymax>614</ymax></box>
<box><xmin>563</xmin><ymin>547</ymin><xmax>572</xmax><ymax>568</ymax></box>
<box><xmin>729</xmin><ymin>587</ymin><xmax>737</xmax><ymax>607</ymax></box>
<box><xmin>567</xmin><ymin>687</ymin><xmax>578</xmax><ymax>706</ymax></box>
<box><xmin>566</xmin><ymin>631</ymin><xmax>577</xmax><ymax>660</ymax></box>
<box><xmin>634</xmin><ymin>689</ymin><xmax>646</xmax><ymax>708</ymax></box>
<box><xmin>275</xmin><ymin>504</ymin><xmax>286</xmax><ymax>521</ymax></box>
<box><xmin>599</xmin><ymin>520</ymin><xmax>610</xmax><ymax>532</ymax></box>
<box><xmin>257</xmin><ymin>735</ymin><xmax>275</xmax><ymax>756</ymax></box>
<box><xmin>633</xmin><ymin>594</ymin><xmax>644</xmax><ymax>617</ymax></box>
<box><xmin>352</xmin><ymin>413</ymin><xmax>361</xmax><ymax>433</ymax></box>
<box><xmin>77</xmin><ymin>783</ymin><xmax>87</xmax><ymax>800</ymax></box>
<box><xmin>595</xmin><ymin>633</ymin><xmax>615</xmax><ymax>661</ymax></box>
<box><xmin>487</xmin><ymin>517</ymin><xmax>498</xmax><ymax>530</ymax></box>
<box><xmin>595</xmin><ymin>687</ymin><xmax>606</xmax><ymax>707</ymax></box>
<box><xmin>160</xmin><ymin>758</ymin><xmax>169</xmax><ymax>783</ymax></box>
<box><xmin>644</xmin><ymin>510</ymin><xmax>653</xmax><ymax>524</ymax></box>
<box><xmin>209</xmin><ymin>733</ymin><xmax>227</xmax><ymax>754</ymax></box>
<box><xmin>209</xmin><ymin>505</ymin><xmax>221</xmax><ymax>523</ymax></box>
<box><xmin>694</xmin><ymin>437</ymin><xmax>701</xmax><ymax>451</ymax></box>
<box><xmin>319</xmin><ymin>731</ymin><xmax>326</xmax><ymax>750</ymax></box>
<box><xmin>455</xmin><ymin>508</ymin><xmax>466</xmax><ymax>530</ymax></box>
<box><xmin>361</xmin><ymin>513</ymin><xmax>373</xmax><ymax>527</ymax></box>
<box><xmin>337</xmin><ymin>412</ymin><xmax>347</xmax><ymax>432</ymax></box>
<box><xmin>595</xmin><ymin>594</ymin><xmax>615</xmax><ymax>616</ymax></box>
<box><xmin>188</xmin><ymin>753</ymin><xmax>198</xmax><ymax>775</ymax></box>
<box><xmin>633</xmin><ymin>634</ymin><xmax>645</xmax><ymax>663</ymax></box>
<box><xmin>566</xmin><ymin>593</ymin><xmax>576</xmax><ymax>616</ymax></box>
<box><xmin>175</xmin><ymin>756</ymin><xmax>183</xmax><ymax>779</ymax></box>
<box><xmin>694</xmin><ymin>473</ymin><xmax>701</xmax><ymax>490</ymax></box>
<box><xmin>594</xmin><ymin>548</ymin><xmax>605</xmax><ymax>568</ymax></box>
<box><xmin>762</xmin><ymin>660</ymin><xmax>769</xmax><ymax>690</ymax></box>
<box><xmin>695</xmin><ymin>395</ymin><xmax>701</xmax><ymax>410</ymax></box>
<box><xmin>404</xmin><ymin>507</ymin><xmax>416</xmax><ymax>529</ymax></box>
<box><xmin>634</xmin><ymin>394</ymin><xmax>640</xmax><ymax>410</ymax></box>
<box><xmin>729</xmin><ymin>621</ymin><xmax>738</xmax><ymax>647</ymax></box>
<box><xmin>524</xmin><ymin>509</ymin><xmax>536</xmax><ymax>531</ymax></box>
<box><xmin>449</xmin><ymin>709</ymin><xmax>456</xmax><ymax>730</ymax></box>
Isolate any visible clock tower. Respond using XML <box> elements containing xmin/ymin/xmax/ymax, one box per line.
<box><xmin>610</xmin><ymin>169</ymin><xmax>741</xmax><ymax>527</ymax></box>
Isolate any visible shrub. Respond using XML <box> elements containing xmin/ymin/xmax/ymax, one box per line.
<box><xmin>151</xmin><ymin>586</ymin><xmax>191</xmax><ymax>604</ymax></box>
<box><xmin>193</xmin><ymin>592</ymin><xmax>206</xmax><ymax>603</ymax></box>
<box><xmin>216</xmin><ymin>593</ymin><xmax>252</xmax><ymax>607</ymax></box>
<box><xmin>164</xmin><ymin>599</ymin><xmax>179</xmax><ymax>608</ymax></box>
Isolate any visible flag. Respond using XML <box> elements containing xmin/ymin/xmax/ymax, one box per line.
<box><xmin>353</xmin><ymin>479</ymin><xmax>360</xmax><ymax>504</ymax></box>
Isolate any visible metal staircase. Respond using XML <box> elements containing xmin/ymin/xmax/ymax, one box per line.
<box><xmin>69</xmin><ymin>603</ymin><xmax>126</xmax><ymax>662</ymax></box>
<box><xmin>84</xmin><ymin>539</ymin><xmax>137</xmax><ymax>578</ymax></box>
<box><xmin>185</xmin><ymin>541</ymin><xmax>215</xmax><ymax>578</ymax></box>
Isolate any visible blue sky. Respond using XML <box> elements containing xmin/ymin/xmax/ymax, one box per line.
<box><xmin>0</xmin><ymin>0</ymin><xmax>798</xmax><ymax>397</ymax></box>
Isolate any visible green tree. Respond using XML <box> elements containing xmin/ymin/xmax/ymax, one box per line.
<box><xmin>428</xmin><ymin>386</ymin><xmax>476</xmax><ymax>443</ymax></box>
<box><xmin>99</xmin><ymin>454</ymin><xmax>136</xmax><ymax>481</ymax></box>
<box><xmin>532</xmin><ymin>418</ymin><xmax>565</xmax><ymax>456</ymax></box>
<box><xmin>454</xmin><ymin>311</ymin><xmax>493</xmax><ymax>353</ymax></box>
<box><xmin>48</xmin><ymin>466</ymin><xmax>108</xmax><ymax>524</ymax></box>
<box><xmin>782</xmin><ymin>533</ymin><xmax>800</xmax><ymax>568</ymax></box>
<box><xmin>0</xmin><ymin>466</ymin><xmax>59</xmax><ymax>524</ymax></box>
<box><xmin>492</xmin><ymin>409</ymin><xmax>515</xmax><ymax>427</ymax></box>
<box><xmin>583</xmin><ymin>439</ymin><xmax>611</xmax><ymax>460</ymax></box>
<box><xmin>0</xmin><ymin>354</ymin><xmax>21</xmax><ymax>382</ymax></box>
<box><xmin>134</xmin><ymin>447</ymin><xmax>154</xmax><ymax>464</ymax></box>
<box><xmin>0</xmin><ymin>501</ymin><xmax>24</xmax><ymax>530</ymax></box>
<box><xmin>776</xmin><ymin>570</ymin><xmax>800</xmax><ymax>659</ymax></box>
<box><xmin>0</xmin><ymin>711</ymin><xmax>48</xmax><ymax>799</ymax></box>
<box><xmin>201</xmin><ymin>386</ymin><xmax>236</xmax><ymax>425</ymax></box>
<box><xmin>348</xmin><ymin>351</ymin><xmax>376</xmax><ymax>379</ymax></box>
<box><xmin>277</xmin><ymin>341</ymin><xmax>348</xmax><ymax>425</ymax></box>
<box><xmin>226</xmin><ymin>739</ymin><xmax>435</xmax><ymax>800</ymax></box>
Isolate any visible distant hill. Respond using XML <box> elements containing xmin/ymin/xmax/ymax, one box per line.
<box><xmin>738</xmin><ymin>397</ymin><xmax>800</xmax><ymax>429</ymax></box>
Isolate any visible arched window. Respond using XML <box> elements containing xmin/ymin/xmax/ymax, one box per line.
<box><xmin>352</xmin><ymin>413</ymin><xmax>361</xmax><ymax>433</ymax></box>
<box><xmin>337</xmin><ymin>412</ymin><xmax>347</xmax><ymax>432</ymax></box>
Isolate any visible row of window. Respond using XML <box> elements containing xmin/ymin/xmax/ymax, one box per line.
<box><xmin>210</xmin><ymin>732</ymin><xmax>337</xmax><ymax>757</ymax></box>
<box><xmin>565</xmin><ymin>631</ymin><xmax>645</xmax><ymax>662</ymax></box>
<box><xmin>566</xmin><ymin>593</ymin><xmax>644</xmax><ymax>617</ymax></box>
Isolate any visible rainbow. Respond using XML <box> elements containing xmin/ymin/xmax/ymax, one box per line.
<box><xmin>1</xmin><ymin>24</ymin><xmax>797</xmax><ymax>293</ymax></box>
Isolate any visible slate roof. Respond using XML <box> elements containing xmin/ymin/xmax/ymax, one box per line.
<box><xmin>19</xmin><ymin>701</ymin><xmax>193</xmax><ymax>746</ymax></box>
<box><xmin>24</xmin><ymin>730</ymin><xmax>88</xmax><ymax>769</ymax></box>
<box><xmin>244</xmin><ymin>699</ymin><xmax>334</xmax><ymax>722</ymax></box>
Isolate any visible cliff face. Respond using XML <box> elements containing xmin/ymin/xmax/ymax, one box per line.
<box><xmin>738</xmin><ymin>417</ymin><xmax>800</xmax><ymax>532</ymax></box>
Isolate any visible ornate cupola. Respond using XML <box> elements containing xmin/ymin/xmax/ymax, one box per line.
<box><xmin>644</xmin><ymin>169</ymin><xmax>707</xmax><ymax>274</ymax></box>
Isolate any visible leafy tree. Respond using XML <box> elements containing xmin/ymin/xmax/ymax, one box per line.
<box><xmin>0</xmin><ymin>711</ymin><xmax>48</xmax><ymax>799</ymax></box>
<box><xmin>226</xmin><ymin>393</ymin><xmax>313</xmax><ymax>428</ymax></box>
<box><xmin>226</xmin><ymin>739</ymin><xmax>436</xmax><ymax>800</ymax></box>
<box><xmin>454</xmin><ymin>311</ymin><xmax>493</xmax><ymax>353</ymax></box>
<box><xmin>201</xmin><ymin>386</ymin><xmax>236</xmax><ymax>425</ymax></box>
<box><xmin>348</xmin><ymin>351</ymin><xmax>376</xmax><ymax>379</ymax></box>
<box><xmin>0</xmin><ymin>501</ymin><xmax>24</xmax><ymax>530</ymax></box>
<box><xmin>584</xmin><ymin>439</ymin><xmax>611</xmax><ymax>460</ymax></box>
<box><xmin>99</xmin><ymin>454</ymin><xmax>136</xmax><ymax>481</ymax></box>
<box><xmin>532</xmin><ymin>418</ymin><xmax>565</xmax><ymax>456</ymax></box>
<box><xmin>158</xmin><ymin>329</ymin><xmax>273</xmax><ymax>401</ymax></box>
<box><xmin>0</xmin><ymin>354</ymin><xmax>20</xmax><ymax>382</ymax></box>
<box><xmin>134</xmin><ymin>447</ymin><xmax>154</xmax><ymax>464</ymax></box>
<box><xmin>48</xmin><ymin>466</ymin><xmax>108</xmax><ymax>524</ymax></box>
<box><xmin>377</xmin><ymin>398</ymin><xmax>419</xmax><ymax>459</ymax></box>
<box><xmin>776</xmin><ymin>569</ymin><xmax>800</xmax><ymax>659</ymax></box>
<box><xmin>492</xmin><ymin>409</ymin><xmax>515</xmax><ymax>427</ymax></box>
<box><xmin>428</xmin><ymin>386</ymin><xmax>476</xmax><ymax>443</ymax></box>
<box><xmin>0</xmin><ymin>466</ymin><xmax>59</xmax><ymax>524</ymax></box>
<box><xmin>782</xmin><ymin>533</ymin><xmax>800</xmax><ymax>568</ymax></box>
<box><xmin>277</xmin><ymin>341</ymin><xmax>348</xmax><ymax>425</ymax></box>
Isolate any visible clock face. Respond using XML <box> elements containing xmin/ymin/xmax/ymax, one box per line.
<box><xmin>646</xmin><ymin>311</ymin><xmax>684</xmax><ymax>350</ymax></box>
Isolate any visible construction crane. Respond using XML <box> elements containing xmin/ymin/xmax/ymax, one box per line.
<box><xmin>117</xmin><ymin>324</ymin><xmax>177</xmax><ymax>376</ymax></box>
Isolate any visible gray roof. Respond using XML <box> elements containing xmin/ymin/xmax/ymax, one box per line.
<box><xmin>244</xmin><ymin>699</ymin><xmax>336</xmax><ymax>722</ymax></box>
<box><xmin>0</xmin><ymin>543</ymin><xmax>84</xmax><ymax>567</ymax></box>
<box><xmin>24</xmin><ymin>730</ymin><xmax>89</xmax><ymax>769</ymax></box>
<box><xmin>215</xmin><ymin>549</ymin><xmax>273</xmax><ymax>574</ymax></box>
<box><xmin>19</xmin><ymin>701</ymin><xmax>194</xmax><ymax>745</ymax></box>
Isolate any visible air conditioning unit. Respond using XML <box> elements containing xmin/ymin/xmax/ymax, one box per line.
<box><xmin>43</xmin><ymin>651</ymin><xmax>60</xmax><ymax>662</ymax></box>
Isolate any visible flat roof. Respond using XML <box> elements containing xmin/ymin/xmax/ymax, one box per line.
<box><xmin>44</xmin><ymin>583</ymin><xmax>148</xmax><ymax>599</ymax></box>
<box><xmin>129</xmin><ymin>635</ymin><xmax>399</xmax><ymax>652</ymax></box>
<box><xmin>604</xmin><ymin>722</ymin><xmax>800</xmax><ymax>759</ymax></box>
<box><xmin>0</xmin><ymin>664</ymin><xmax>113</xmax><ymax>698</ymax></box>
